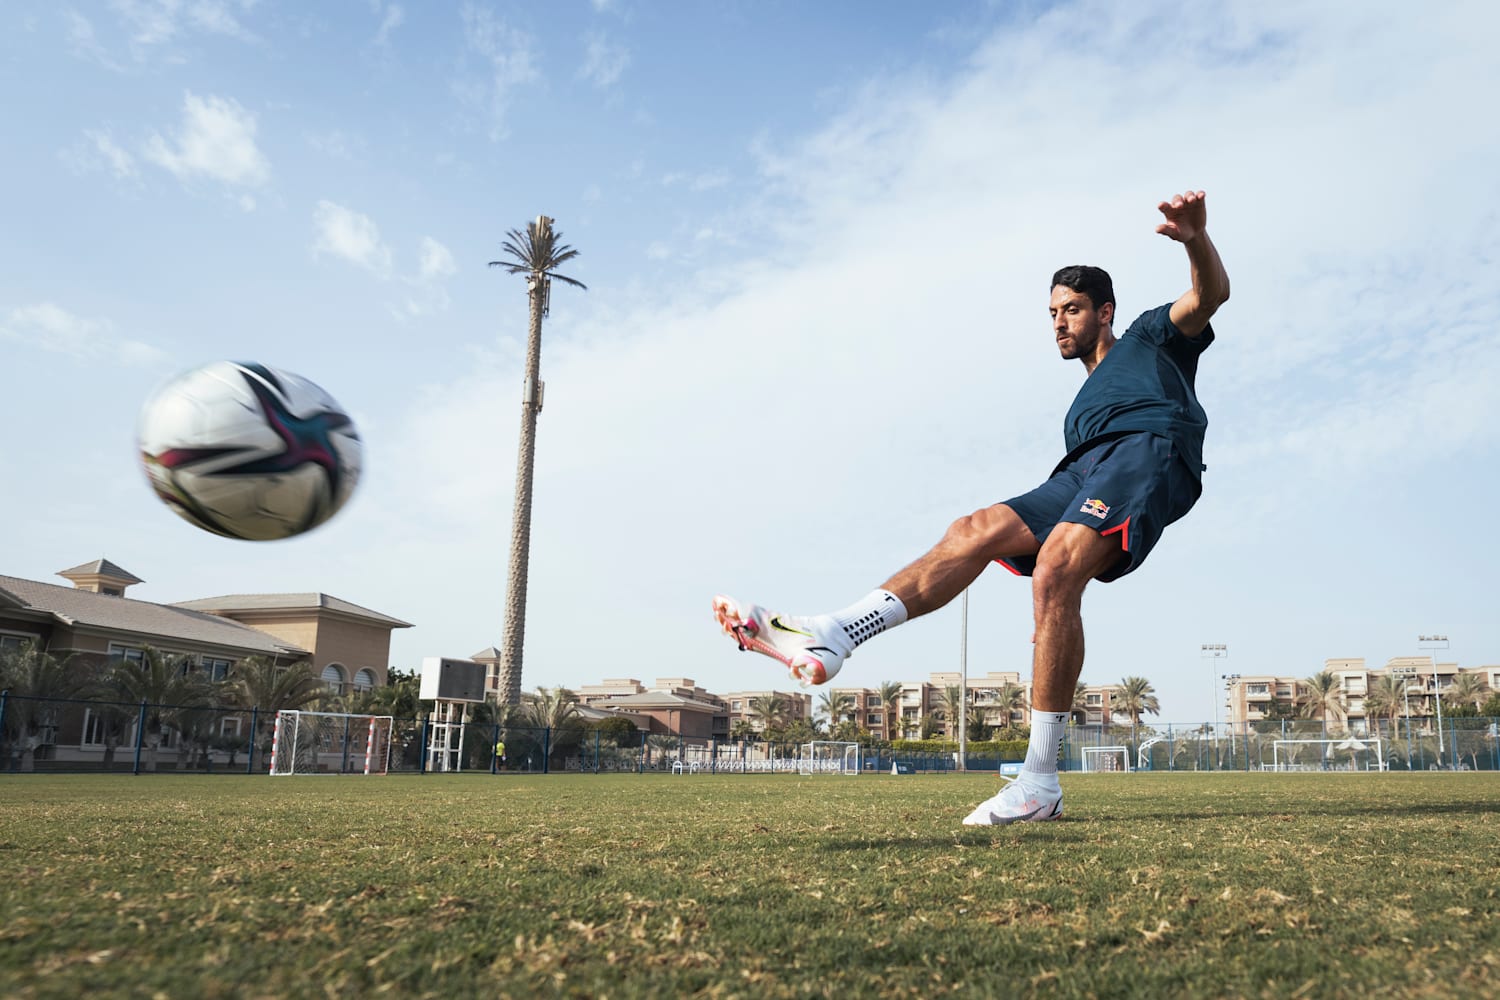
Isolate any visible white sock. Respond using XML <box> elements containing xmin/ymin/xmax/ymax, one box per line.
<box><xmin>830</xmin><ymin>589</ymin><xmax>908</xmax><ymax>650</ymax></box>
<box><xmin>1021</xmin><ymin>711</ymin><xmax>1068</xmax><ymax>789</ymax></box>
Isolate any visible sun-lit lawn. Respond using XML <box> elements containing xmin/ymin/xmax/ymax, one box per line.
<box><xmin>2</xmin><ymin>771</ymin><xmax>1498</xmax><ymax>998</ymax></box>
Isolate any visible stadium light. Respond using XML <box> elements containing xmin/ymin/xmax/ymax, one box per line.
<box><xmin>1418</xmin><ymin>634</ymin><xmax>1449</xmax><ymax>768</ymax></box>
<box><xmin>958</xmin><ymin>588</ymin><xmax>968</xmax><ymax>772</ymax></box>
<box><xmin>1201</xmin><ymin>644</ymin><xmax>1228</xmax><ymax>769</ymax></box>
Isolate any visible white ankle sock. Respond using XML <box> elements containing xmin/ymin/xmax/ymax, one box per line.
<box><xmin>830</xmin><ymin>589</ymin><xmax>908</xmax><ymax>650</ymax></box>
<box><xmin>1021</xmin><ymin>711</ymin><xmax>1068</xmax><ymax>789</ymax></box>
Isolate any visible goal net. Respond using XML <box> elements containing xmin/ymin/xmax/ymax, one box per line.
<box><xmin>1271</xmin><ymin>737</ymin><xmax>1384</xmax><ymax>772</ymax></box>
<box><xmin>270</xmin><ymin>711</ymin><xmax>394</xmax><ymax>775</ymax></box>
<box><xmin>1081</xmin><ymin>745</ymin><xmax>1130</xmax><ymax>772</ymax></box>
<box><xmin>799</xmin><ymin>741</ymin><xmax>861</xmax><ymax>775</ymax></box>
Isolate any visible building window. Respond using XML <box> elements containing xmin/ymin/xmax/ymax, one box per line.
<box><xmin>1087</xmin><ymin>694</ymin><xmax>1101</xmax><ymax>705</ymax></box>
<box><xmin>110</xmin><ymin>645</ymin><xmax>146</xmax><ymax>665</ymax></box>
<box><xmin>867</xmin><ymin>696</ymin><xmax>880</xmax><ymax>707</ymax></box>
<box><xmin>321</xmin><ymin>664</ymin><xmax>347</xmax><ymax>695</ymax></box>
<box><xmin>1</xmin><ymin>633</ymin><xmax>38</xmax><ymax>652</ymax></box>
<box><xmin>731</xmin><ymin>701</ymin><xmax>742</xmax><ymax>711</ymax></box>
<box><xmin>81</xmin><ymin>710</ymin><xmax>108</xmax><ymax>747</ymax></box>
<box><xmin>201</xmin><ymin>657</ymin><xmax>234</xmax><ymax>683</ymax></box>
<box><xmin>221</xmin><ymin>717</ymin><xmax>242</xmax><ymax>739</ymax></box>
<box><xmin>353</xmin><ymin>668</ymin><xmax>377</xmax><ymax>692</ymax></box>
<box><xmin>867</xmin><ymin>713</ymin><xmax>882</xmax><ymax>726</ymax></box>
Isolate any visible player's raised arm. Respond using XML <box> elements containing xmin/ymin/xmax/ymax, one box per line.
<box><xmin>1157</xmin><ymin>190</ymin><xmax>1230</xmax><ymax>338</ymax></box>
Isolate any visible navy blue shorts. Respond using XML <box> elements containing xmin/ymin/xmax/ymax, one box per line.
<box><xmin>994</xmin><ymin>432</ymin><xmax>1201</xmax><ymax>583</ymax></box>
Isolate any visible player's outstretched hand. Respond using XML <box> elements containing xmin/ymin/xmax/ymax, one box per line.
<box><xmin>1155</xmin><ymin>190</ymin><xmax>1207</xmax><ymax>243</ymax></box>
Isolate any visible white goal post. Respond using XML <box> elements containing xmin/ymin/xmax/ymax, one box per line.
<box><xmin>799</xmin><ymin>741</ymin><xmax>861</xmax><ymax>775</ymax></box>
<box><xmin>1081</xmin><ymin>745</ymin><xmax>1130</xmax><ymax>772</ymax></box>
<box><xmin>270</xmin><ymin>710</ymin><xmax>394</xmax><ymax>775</ymax></box>
<box><xmin>1271</xmin><ymin>737</ymin><xmax>1385</xmax><ymax>772</ymax></box>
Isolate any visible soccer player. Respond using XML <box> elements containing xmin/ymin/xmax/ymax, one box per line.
<box><xmin>714</xmin><ymin>190</ymin><xmax>1229</xmax><ymax>825</ymax></box>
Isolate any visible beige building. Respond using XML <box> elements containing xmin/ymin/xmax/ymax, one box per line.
<box><xmin>0</xmin><ymin>559</ymin><xmax>410</xmax><ymax>761</ymax></box>
<box><xmin>576</xmin><ymin>677</ymin><xmax>736</xmax><ymax>741</ymax></box>
<box><xmin>1225</xmin><ymin>657</ymin><xmax>1499</xmax><ymax>731</ymax></box>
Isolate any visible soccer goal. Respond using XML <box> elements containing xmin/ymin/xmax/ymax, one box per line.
<box><xmin>1081</xmin><ymin>745</ymin><xmax>1130</xmax><ymax>772</ymax></box>
<box><xmin>799</xmin><ymin>741</ymin><xmax>861</xmax><ymax>775</ymax></box>
<box><xmin>1271</xmin><ymin>737</ymin><xmax>1384</xmax><ymax>772</ymax></box>
<box><xmin>270</xmin><ymin>710</ymin><xmax>394</xmax><ymax>775</ymax></box>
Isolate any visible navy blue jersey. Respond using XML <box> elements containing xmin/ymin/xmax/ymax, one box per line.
<box><xmin>1060</xmin><ymin>303</ymin><xmax>1213</xmax><ymax>478</ymax></box>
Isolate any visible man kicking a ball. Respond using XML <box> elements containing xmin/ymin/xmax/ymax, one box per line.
<box><xmin>714</xmin><ymin>190</ymin><xmax>1229</xmax><ymax>826</ymax></box>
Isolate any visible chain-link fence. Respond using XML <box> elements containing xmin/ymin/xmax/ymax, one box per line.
<box><xmin>4</xmin><ymin>690</ymin><xmax>1496</xmax><ymax>775</ymax></box>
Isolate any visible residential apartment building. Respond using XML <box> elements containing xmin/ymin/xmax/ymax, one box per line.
<box><xmin>1225</xmin><ymin>656</ymin><xmax>1499</xmax><ymax>731</ymax></box>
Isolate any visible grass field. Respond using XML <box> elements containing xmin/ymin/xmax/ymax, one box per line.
<box><xmin>2</xmin><ymin>772</ymin><xmax>1498</xmax><ymax>999</ymax></box>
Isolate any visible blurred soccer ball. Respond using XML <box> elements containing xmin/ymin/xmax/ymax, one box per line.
<box><xmin>138</xmin><ymin>361</ymin><xmax>362</xmax><ymax>541</ymax></box>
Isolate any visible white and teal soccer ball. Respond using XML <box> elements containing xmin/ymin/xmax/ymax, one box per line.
<box><xmin>138</xmin><ymin>361</ymin><xmax>362</xmax><ymax>541</ymax></box>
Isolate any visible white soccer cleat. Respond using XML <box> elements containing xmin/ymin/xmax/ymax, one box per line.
<box><xmin>711</xmin><ymin>595</ymin><xmax>849</xmax><ymax>686</ymax></box>
<box><xmin>961</xmin><ymin>776</ymin><xmax>1064</xmax><ymax>826</ymax></box>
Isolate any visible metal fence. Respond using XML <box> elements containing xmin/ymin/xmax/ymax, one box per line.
<box><xmin>3</xmin><ymin>690</ymin><xmax>1496</xmax><ymax>775</ymax></box>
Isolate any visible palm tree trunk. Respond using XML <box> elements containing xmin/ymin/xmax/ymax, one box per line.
<box><xmin>499</xmin><ymin>275</ymin><xmax>547</xmax><ymax>707</ymax></box>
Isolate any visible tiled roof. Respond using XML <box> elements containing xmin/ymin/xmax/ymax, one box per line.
<box><xmin>470</xmin><ymin>646</ymin><xmax>503</xmax><ymax>660</ymax></box>
<box><xmin>57</xmin><ymin>558</ymin><xmax>142</xmax><ymax>584</ymax></box>
<box><xmin>171</xmin><ymin>593</ymin><xmax>412</xmax><ymax>629</ymax></box>
<box><xmin>594</xmin><ymin>691</ymin><xmax>725</xmax><ymax>713</ymax></box>
<box><xmin>0</xmin><ymin>575</ymin><xmax>307</xmax><ymax>656</ymax></box>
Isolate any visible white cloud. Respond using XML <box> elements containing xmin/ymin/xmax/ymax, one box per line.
<box><xmin>661</xmin><ymin>170</ymin><xmax>729</xmax><ymax>192</ymax></box>
<box><xmin>373</xmin><ymin>2</ymin><xmax>403</xmax><ymax>46</ymax></box>
<box><xmin>457</xmin><ymin>4</ymin><xmax>539</xmax><ymax>140</ymax></box>
<box><xmin>311</xmin><ymin>200</ymin><xmax>393</xmax><ymax>277</ymax></box>
<box><xmin>579</xmin><ymin>31</ymin><xmax>629</xmax><ymax>88</ymax></box>
<box><xmin>0</xmin><ymin>303</ymin><xmax>170</xmax><ymax>366</ymax></box>
<box><xmin>111</xmin><ymin>0</ymin><xmax>256</xmax><ymax>48</ymax></box>
<box><xmin>143</xmin><ymin>92</ymin><xmax>270</xmax><ymax>193</ymax></box>
<box><xmin>61</xmin><ymin>128</ymin><xmax>140</xmax><ymax>180</ymax></box>
<box><xmin>418</xmin><ymin>238</ymin><xmax>457</xmax><ymax>281</ymax></box>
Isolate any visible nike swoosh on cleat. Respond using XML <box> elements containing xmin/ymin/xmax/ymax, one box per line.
<box><xmin>769</xmin><ymin>616</ymin><xmax>813</xmax><ymax>638</ymax></box>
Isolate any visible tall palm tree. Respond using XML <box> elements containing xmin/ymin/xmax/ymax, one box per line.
<box><xmin>489</xmin><ymin>217</ymin><xmax>586</xmax><ymax>707</ymax></box>
<box><xmin>1071</xmin><ymin>680</ymin><xmax>1090</xmax><ymax>724</ymax></box>
<box><xmin>0</xmin><ymin>642</ymin><xmax>92</xmax><ymax>771</ymax></box>
<box><xmin>227</xmin><ymin>656</ymin><xmax>329</xmax><ymax>763</ymax></box>
<box><xmin>1298</xmin><ymin>671</ymin><xmax>1347</xmax><ymax>733</ymax></box>
<box><xmin>1362</xmin><ymin>673</ymin><xmax>1408</xmax><ymax>737</ymax></box>
<box><xmin>939</xmin><ymin>684</ymin><xmax>966</xmax><ymax>741</ymax></box>
<box><xmin>521</xmin><ymin>686</ymin><xmax>582</xmax><ymax>731</ymax></box>
<box><xmin>878</xmin><ymin>681</ymin><xmax>903</xmax><ymax>743</ymax></box>
<box><xmin>995</xmin><ymin>681</ymin><xmax>1029</xmax><ymax>731</ymax></box>
<box><xmin>748</xmin><ymin>693</ymin><xmax>786</xmax><ymax>735</ymax></box>
<box><xmin>1445</xmin><ymin>672</ymin><xmax>1490</xmax><ymax>712</ymax></box>
<box><xmin>1114</xmin><ymin>676</ymin><xmax>1160</xmax><ymax>729</ymax></box>
<box><xmin>818</xmin><ymin>690</ymin><xmax>854</xmax><ymax>729</ymax></box>
<box><xmin>108</xmin><ymin>647</ymin><xmax>213</xmax><ymax>771</ymax></box>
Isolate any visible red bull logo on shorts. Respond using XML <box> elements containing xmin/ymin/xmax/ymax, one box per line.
<box><xmin>1080</xmin><ymin>498</ymin><xmax>1110</xmax><ymax>519</ymax></box>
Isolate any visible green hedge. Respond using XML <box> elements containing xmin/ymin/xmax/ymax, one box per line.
<box><xmin>890</xmin><ymin>738</ymin><xmax>1027</xmax><ymax>759</ymax></box>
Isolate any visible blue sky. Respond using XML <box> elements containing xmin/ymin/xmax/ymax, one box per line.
<box><xmin>2</xmin><ymin>0</ymin><xmax>1497</xmax><ymax>725</ymax></box>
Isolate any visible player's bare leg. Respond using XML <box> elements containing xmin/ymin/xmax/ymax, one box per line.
<box><xmin>879</xmin><ymin>503</ymin><xmax>1041</xmax><ymax>617</ymax></box>
<box><xmin>714</xmin><ymin>504</ymin><xmax>1039</xmax><ymax>686</ymax></box>
<box><xmin>964</xmin><ymin>522</ymin><xmax>1120</xmax><ymax>826</ymax></box>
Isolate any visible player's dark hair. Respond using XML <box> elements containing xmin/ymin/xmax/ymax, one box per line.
<box><xmin>1051</xmin><ymin>266</ymin><xmax>1115</xmax><ymax>314</ymax></box>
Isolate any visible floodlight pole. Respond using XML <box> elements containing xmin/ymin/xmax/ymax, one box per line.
<box><xmin>1222</xmin><ymin>673</ymin><xmax>1241</xmax><ymax>765</ymax></box>
<box><xmin>958</xmin><ymin>588</ymin><xmax>968</xmax><ymax>772</ymax></box>
<box><xmin>1418</xmin><ymin>634</ymin><xmax>1449</xmax><ymax>769</ymax></box>
<box><xmin>1201</xmin><ymin>644</ymin><xmax>1227</xmax><ymax>769</ymax></box>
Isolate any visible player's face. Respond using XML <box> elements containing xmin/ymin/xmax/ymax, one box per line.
<box><xmin>1050</xmin><ymin>285</ymin><xmax>1110</xmax><ymax>361</ymax></box>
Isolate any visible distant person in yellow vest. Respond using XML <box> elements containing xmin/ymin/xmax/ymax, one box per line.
<box><xmin>494</xmin><ymin>739</ymin><xmax>506</xmax><ymax>772</ymax></box>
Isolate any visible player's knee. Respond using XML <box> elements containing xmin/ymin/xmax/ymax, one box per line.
<box><xmin>1031</xmin><ymin>555</ymin><xmax>1088</xmax><ymax>610</ymax></box>
<box><xmin>945</xmin><ymin>505</ymin><xmax>1013</xmax><ymax>554</ymax></box>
